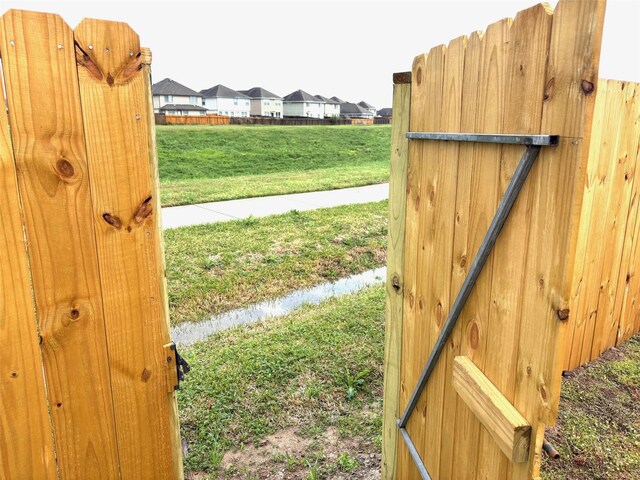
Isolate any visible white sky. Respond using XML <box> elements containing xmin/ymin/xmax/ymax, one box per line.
<box><xmin>2</xmin><ymin>0</ymin><xmax>639</xmax><ymax>109</ymax></box>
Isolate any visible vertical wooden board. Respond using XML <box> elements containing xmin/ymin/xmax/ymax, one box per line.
<box><xmin>381</xmin><ymin>77</ymin><xmax>411</xmax><ymax>480</ymax></box>
<box><xmin>599</xmin><ymin>81</ymin><xmax>640</xmax><ymax>352</ymax></box>
<box><xmin>591</xmin><ymin>80</ymin><xmax>640</xmax><ymax>358</ymax></box>
<box><xmin>564</xmin><ymin>81</ymin><xmax>607</xmax><ymax>370</ymax></box>
<box><xmin>447</xmin><ymin>30</ymin><xmax>484</xmax><ymax>480</ymax></box>
<box><xmin>514</xmin><ymin>1</ymin><xmax>605</xmax><ymax>478</ymax></box>
<box><xmin>426</xmin><ymin>34</ymin><xmax>465</xmax><ymax>479</ymax></box>
<box><xmin>73</xmin><ymin>19</ymin><xmax>183</xmax><ymax>479</ymax></box>
<box><xmin>397</xmin><ymin>53</ymin><xmax>426</xmax><ymax>480</ymax></box>
<box><xmin>0</xmin><ymin>54</ymin><xmax>57</xmax><ymax>480</ymax></box>
<box><xmin>479</xmin><ymin>6</ymin><xmax>553</xmax><ymax>479</ymax></box>
<box><xmin>0</xmin><ymin>9</ymin><xmax>120</xmax><ymax>479</ymax></box>
<box><xmin>411</xmin><ymin>44</ymin><xmax>445</xmax><ymax>478</ymax></box>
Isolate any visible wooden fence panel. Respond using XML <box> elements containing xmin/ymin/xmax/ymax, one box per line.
<box><xmin>0</xmin><ymin>10</ymin><xmax>120</xmax><ymax>478</ymax></box>
<box><xmin>385</xmin><ymin>1</ymin><xmax>605</xmax><ymax>479</ymax></box>
<box><xmin>0</xmin><ymin>9</ymin><xmax>183</xmax><ymax>479</ymax></box>
<box><xmin>0</xmin><ymin>49</ymin><xmax>57</xmax><ymax>480</ymax></box>
<box><xmin>566</xmin><ymin>79</ymin><xmax>640</xmax><ymax>370</ymax></box>
<box><xmin>74</xmin><ymin>19</ymin><xmax>183</xmax><ymax>479</ymax></box>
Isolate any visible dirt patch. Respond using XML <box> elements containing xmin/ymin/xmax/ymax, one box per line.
<box><xmin>217</xmin><ymin>426</ymin><xmax>380</xmax><ymax>479</ymax></box>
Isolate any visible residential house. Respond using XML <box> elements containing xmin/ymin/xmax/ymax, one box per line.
<box><xmin>330</xmin><ymin>96</ymin><xmax>346</xmax><ymax>104</ymax></box>
<box><xmin>283</xmin><ymin>90</ymin><xmax>324</xmax><ymax>118</ymax></box>
<box><xmin>339</xmin><ymin>102</ymin><xmax>375</xmax><ymax>119</ymax></box>
<box><xmin>239</xmin><ymin>87</ymin><xmax>283</xmax><ymax>117</ymax></box>
<box><xmin>200</xmin><ymin>84</ymin><xmax>251</xmax><ymax>117</ymax></box>
<box><xmin>357</xmin><ymin>101</ymin><xmax>376</xmax><ymax>117</ymax></box>
<box><xmin>152</xmin><ymin>78</ymin><xmax>206</xmax><ymax>115</ymax></box>
<box><xmin>314</xmin><ymin>95</ymin><xmax>340</xmax><ymax>118</ymax></box>
<box><xmin>377</xmin><ymin>108</ymin><xmax>392</xmax><ymax>118</ymax></box>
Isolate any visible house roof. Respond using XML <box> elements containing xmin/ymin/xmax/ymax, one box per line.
<box><xmin>200</xmin><ymin>84</ymin><xmax>250</xmax><ymax>99</ymax></box>
<box><xmin>283</xmin><ymin>90</ymin><xmax>322</xmax><ymax>102</ymax></box>
<box><xmin>339</xmin><ymin>102</ymin><xmax>372</xmax><ymax>116</ymax></box>
<box><xmin>314</xmin><ymin>95</ymin><xmax>339</xmax><ymax>104</ymax></box>
<box><xmin>159</xmin><ymin>104</ymin><xmax>208</xmax><ymax>112</ymax></box>
<box><xmin>377</xmin><ymin>108</ymin><xmax>392</xmax><ymax>117</ymax></box>
<box><xmin>152</xmin><ymin>78</ymin><xmax>202</xmax><ymax>97</ymax></box>
<box><xmin>240</xmin><ymin>87</ymin><xmax>282</xmax><ymax>99</ymax></box>
<box><xmin>330</xmin><ymin>96</ymin><xmax>346</xmax><ymax>104</ymax></box>
<box><xmin>357</xmin><ymin>100</ymin><xmax>375</xmax><ymax>109</ymax></box>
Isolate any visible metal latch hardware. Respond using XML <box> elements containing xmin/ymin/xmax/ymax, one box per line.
<box><xmin>164</xmin><ymin>342</ymin><xmax>191</xmax><ymax>392</ymax></box>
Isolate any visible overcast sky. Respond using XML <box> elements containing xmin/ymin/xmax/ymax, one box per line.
<box><xmin>2</xmin><ymin>0</ymin><xmax>639</xmax><ymax>109</ymax></box>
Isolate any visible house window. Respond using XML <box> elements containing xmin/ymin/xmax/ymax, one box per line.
<box><xmin>164</xmin><ymin>95</ymin><xmax>173</xmax><ymax>102</ymax></box>
<box><xmin>189</xmin><ymin>96</ymin><xmax>197</xmax><ymax>104</ymax></box>
<box><xmin>234</xmin><ymin>100</ymin><xmax>238</xmax><ymax>105</ymax></box>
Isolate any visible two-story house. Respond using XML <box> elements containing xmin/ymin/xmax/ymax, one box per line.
<box><xmin>314</xmin><ymin>95</ymin><xmax>340</xmax><ymax>118</ymax></box>
<box><xmin>200</xmin><ymin>84</ymin><xmax>251</xmax><ymax>117</ymax></box>
<box><xmin>339</xmin><ymin>102</ymin><xmax>375</xmax><ymax>119</ymax></box>
<box><xmin>239</xmin><ymin>87</ymin><xmax>283</xmax><ymax>117</ymax></box>
<box><xmin>152</xmin><ymin>78</ymin><xmax>207</xmax><ymax>116</ymax></box>
<box><xmin>283</xmin><ymin>90</ymin><xmax>324</xmax><ymax>118</ymax></box>
<box><xmin>357</xmin><ymin>101</ymin><xmax>377</xmax><ymax>117</ymax></box>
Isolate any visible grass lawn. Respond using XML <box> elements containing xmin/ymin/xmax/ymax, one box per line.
<box><xmin>542</xmin><ymin>335</ymin><xmax>640</xmax><ymax>479</ymax></box>
<box><xmin>179</xmin><ymin>285</ymin><xmax>386</xmax><ymax>479</ymax></box>
<box><xmin>157</xmin><ymin>125</ymin><xmax>391</xmax><ymax>206</ymax></box>
<box><xmin>165</xmin><ymin>201</ymin><xmax>387</xmax><ymax>325</ymax></box>
<box><xmin>179</xmin><ymin>277</ymin><xmax>640</xmax><ymax>479</ymax></box>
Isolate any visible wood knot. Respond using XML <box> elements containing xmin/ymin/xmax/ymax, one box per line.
<box><xmin>141</xmin><ymin>368</ymin><xmax>152</xmax><ymax>382</ymax></box>
<box><xmin>10</xmin><ymin>371</ymin><xmax>18</xmax><ymax>378</ymax></box>
<box><xmin>459</xmin><ymin>255</ymin><xmax>467</xmax><ymax>268</ymax></box>
<box><xmin>106</xmin><ymin>73</ymin><xmax>114</xmax><ymax>86</ymax></box>
<box><xmin>416</xmin><ymin>67</ymin><xmax>423</xmax><ymax>86</ymax></box>
<box><xmin>580</xmin><ymin>80</ymin><xmax>595</xmax><ymax>95</ymax></box>
<box><xmin>102</xmin><ymin>213</ymin><xmax>122</xmax><ymax>229</ymax></box>
<box><xmin>70</xmin><ymin>308</ymin><xmax>80</xmax><ymax>320</ymax></box>
<box><xmin>133</xmin><ymin>196</ymin><xmax>153</xmax><ymax>224</ymax></box>
<box><xmin>392</xmin><ymin>275</ymin><xmax>401</xmax><ymax>291</ymax></box>
<box><xmin>56</xmin><ymin>159</ymin><xmax>75</xmax><ymax>178</ymax></box>
<box><xmin>526</xmin><ymin>366</ymin><xmax>532</xmax><ymax>376</ymax></box>
<box><xmin>557</xmin><ymin>308</ymin><xmax>570</xmax><ymax>321</ymax></box>
<box><xmin>469</xmin><ymin>322</ymin><xmax>479</xmax><ymax>350</ymax></box>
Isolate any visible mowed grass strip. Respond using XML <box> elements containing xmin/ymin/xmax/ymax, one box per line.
<box><xmin>156</xmin><ymin>125</ymin><xmax>391</xmax><ymax>206</ymax></box>
<box><xmin>165</xmin><ymin>201</ymin><xmax>387</xmax><ymax>325</ymax></box>
<box><xmin>178</xmin><ymin>285</ymin><xmax>386</xmax><ymax>476</ymax></box>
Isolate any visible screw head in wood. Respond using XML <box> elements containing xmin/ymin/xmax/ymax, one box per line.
<box><xmin>9</xmin><ymin>40</ymin><xmax>15</xmax><ymax>47</ymax></box>
<box><xmin>135</xmin><ymin>114</ymin><xmax>141</xmax><ymax>121</ymax></box>
<box><xmin>105</xmin><ymin>47</ymin><xmax>110</xmax><ymax>53</ymax></box>
<box><xmin>57</xmin><ymin>43</ymin><xmax>63</xmax><ymax>49</ymax></box>
<box><xmin>88</xmin><ymin>44</ymin><xmax>93</xmax><ymax>50</ymax></box>
<box><xmin>129</xmin><ymin>51</ymin><xmax>134</xmax><ymax>57</ymax></box>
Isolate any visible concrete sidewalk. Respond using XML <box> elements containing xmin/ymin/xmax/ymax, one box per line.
<box><xmin>161</xmin><ymin>183</ymin><xmax>390</xmax><ymax>229</ymax></box>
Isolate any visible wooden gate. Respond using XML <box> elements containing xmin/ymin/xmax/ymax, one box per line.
<box><xmin>382</xmin><ymin>1</ymin><xmax>607</xmax><ymax>478</ymax></box>
<box><xmin>0</xmin><ymin>10</ymin><xmax>183</xmax><ymax>480</ymax></box>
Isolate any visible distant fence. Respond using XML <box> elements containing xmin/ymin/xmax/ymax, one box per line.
<box><xmin>155</xmin><ymin>114</ymin><xmax>386</xmax><ymax>126</ymax></box>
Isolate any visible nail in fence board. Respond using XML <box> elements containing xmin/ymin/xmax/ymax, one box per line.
<box><xmin>385</xmin><ymin>1</ymin><xmax>606</xmax><ymax>478</ymax></box>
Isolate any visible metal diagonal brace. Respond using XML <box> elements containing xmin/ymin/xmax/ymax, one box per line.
<box><xmin>396</xmin><ymin>134</ymin><xmax>558</xmax><ymax>479</ymax></box>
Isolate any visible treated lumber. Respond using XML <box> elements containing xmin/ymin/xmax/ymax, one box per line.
<box><xmin>514</xmin><ymin>0</ymin><xmax>606</xmax><ymax>477</ymax></box>
<box><xmin>0</xmin><ymin>48</ymin><xmax>57</xmax><ymax>480</ymax></box>
<box><xmin>381</xmin><ymin>76</ymin><xmax>411</xmax><ymax>480</ymax></box>
<box><xmin>453</xmin><ymin>356</ymin><xmax>531</xmax><ymax>463</ymax></box>
<box><xmin>73</xmin><ymin>19</ymin><xmax>183</xmax><ymax>479</ymax></box>
<box><xmin>0</xmin><ymin>10</ymin><xmax>120</xmax><ymax>478</ymax></box>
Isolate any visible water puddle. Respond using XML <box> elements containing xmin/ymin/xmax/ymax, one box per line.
<box><xmin>171</xmin><ymin>266</ymin><xmax>387</xmax><ymax>347</ymax></box>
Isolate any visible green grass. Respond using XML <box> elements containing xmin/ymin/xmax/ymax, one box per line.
<box><xmin>165</xmin><ymin>201</ymin><xmax>387</xmax><ymax>325</ymax></box>
<box><xmin>156</xmin><ymin>125</ymin><xmax>391</xmax><ymax>206</ymax></box>
<box><xmin>178</xmin><ymin>285</ymin><xmax>386</xmax><ymax>476</ymax></box>
<box><xmin>542</xmin><ymin>335</ymin><xmax>640</xmax><ymax>479</ymax></box>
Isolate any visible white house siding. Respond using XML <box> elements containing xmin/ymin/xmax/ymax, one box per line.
<box><xmin>323</xmin><ymin>103</ymin><xmax>340</xmax><ymax>118</ymax></box>
<box><xmin>153</xmin><ymin>94</ymin><xmax>203</xmax><ymax>112</ymax></box>
<box><xmin>283</xmin><ymin>102</ymin><xmax>324</xmax><ymax>118</ymax></box>
<box><xmin>204</xmin><ymin>97</ymin><xmax>251</xmax><ymax>117</ymax></box>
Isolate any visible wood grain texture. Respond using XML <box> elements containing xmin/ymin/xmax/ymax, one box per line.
<box><xmin>453</xmin><ymin>356</ymin><xmax>531</xmax><ymax>463</ymax></box>
<box><xmin>387</xmin><ymin>1</ymin><xmax>606</xmax><ymax>479</ymax></box>
<box><xmin>0</xmin><ymin>10</ymin><xmax>120</xmax><ymax>479</ymax></box>
<box><xmin>566</xmin><ymin>79</ymin><xmax>640</xmax><ymax>369</ymax></box>
<box><xmin>74</xmin><ymin>18</ymin><xmax>183</xmax><ymax>479</ymax></box>
<box><xmin>0</xmin><ymin>46</ymin><xmax>57</xmax><ymax>480</ymax></box>
<box><xmin>381</xmin><ymin>80</ymin><xmax>411</xmax><ymax>480</ymax></box>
